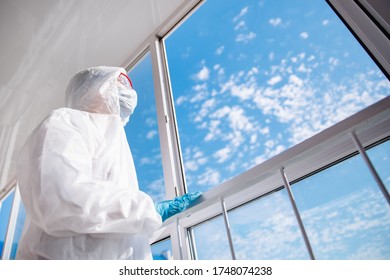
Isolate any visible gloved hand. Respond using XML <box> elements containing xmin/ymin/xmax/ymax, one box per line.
<box><xmin>155</xmin><ymin>191</ymin><xmax>202</xmax><ymax>222</ymax></box>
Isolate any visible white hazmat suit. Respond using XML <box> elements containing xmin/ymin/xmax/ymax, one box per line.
<box><xmin>16</xmin><ymin>66</ymin><xmax>162</xmax><ymax>259</ymax></box>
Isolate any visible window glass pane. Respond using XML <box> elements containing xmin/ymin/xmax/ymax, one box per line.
<box><xmin>151</xmin><ymin>238</ymin><xmax>173</xmax><ymax>260</ymax></box>
<box><xmin>125</xmin><ymin>52</ymin><xmax>165</xmax><ymax>202</ymax></box>
<box><xmin>229</xmin><ymin>189</ymin><xmax>309</xmax><ymax>259</ymax></box>
<box><xmin>0</xmin><ymin>191</ymin><xmax>15</xmax><ymax>257</ymax></box>
<box><xmin>190</xmin><ymin>215</ymin><xmax>231</xmax><ymax>259</ymax></box>
<box><xmin>10</xmin><ymin>201</ymin><xmax>26</xmax><ymax>259</ymax></box>
<box><xmin>367</xmin><ymin>139</ymin><xmax>390</xmax><ymax>193</ymax></box>
<box><xmin>164</xmin><ymin>0</ymin><xmax>390</xmax><ymax>193</ymax></box>
<box><xmin>292</xmin><ymin>154</ymin><xmax>390</xmax><ymax>259</ymax></box>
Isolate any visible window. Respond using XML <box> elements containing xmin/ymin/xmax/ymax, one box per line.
<box><xmin>151</xmin><ymin>238</ymin><xmax>173</xmax><ymax>260</ymax></box>
<box><xmin>0</xmin><ymin>191</ymin><xmax>14</xmax><ymax>258</ymax></box>
<box><xmin>228</xmin><ymin>189</ymin><xmax>310</xmax><ymax>259</ymax></box>
<box><xmin>367</xmin><ymin>139</ymin><xmax>390</xmax><ymax>193</ymax></box>
<box><xmin>189</xmin><ymin>215</ymin><xmax>232</xmax><ymax>259</ymax></box>
<box><xmin>164</xmin><ymin>0</ymin><xmax>390</xmax><ymax>194</ymax></box>
<box><xmin>291</xmin><ymin>153</ymin><xmax>390</xmax><ymax>259</ymax></box>
<box><xmin>10</xmin><ymin>202</ymin><xmax>26</xmax><ymax>259</ymax></box>
<box><xmin>125</xmin><ymin>52</ymin><xmax>166</xmax><ymax>202</ymax></box>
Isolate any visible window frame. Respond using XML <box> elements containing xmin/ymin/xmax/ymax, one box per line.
<box><xmin>148</xmin><ymin>0</ymin><xmax>390</xmax><ymax>259</ymax></box>
<box><xmin>327</xmin><ymin>0</ymin><xmax>390</xmax><ymax>79</ymax></box>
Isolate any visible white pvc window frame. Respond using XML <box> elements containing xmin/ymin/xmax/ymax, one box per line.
<box><xmin>355</xmin><ymin>0</ymin><xmax>390</xmax><ymax>35</ymax></box>
<box><xmin>327</xmin><ymin>0</ymin><xmax>390</xmax><ymax>78</ymax></box>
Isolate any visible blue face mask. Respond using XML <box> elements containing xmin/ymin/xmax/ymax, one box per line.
<box><xmin>118</xmin><ymin>87</ymin><xmax>137</xmax><ymax>125</ymax></box>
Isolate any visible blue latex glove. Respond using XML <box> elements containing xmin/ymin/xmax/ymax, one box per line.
<box><xmin>155</xmin><ymin>191</ymin><xmax>202</xmax><ymax>222</ymax></box>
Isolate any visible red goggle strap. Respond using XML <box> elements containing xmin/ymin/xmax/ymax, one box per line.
<box><xmin>119</xmin><ymin>72</ymin><xmax>133</xmax><ymax>88</ymax></box>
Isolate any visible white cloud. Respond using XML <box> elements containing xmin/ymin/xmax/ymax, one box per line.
<box><xmin>230</xmin><ymin>83</ymin><xmax>256</xmax><ymax>100</ymax></box>
<box><xmin>267</xmin><ymin>144</ymin><xmax>286</xmax><ymax>158</ymax></box>
<box><xmin>298</xmin><ymin>53</ymin><xmax>305</xmax><ymax>60</ymax></box>
<box><xmin>176</xmin><ymin>95</ymin><xmax>187</xmax><ymax>105</ymax></box>
<box><xmin>214</xmin><ymin>146</ymin><xmax>232</xmax><ymax>163</ymax></box>
<box><xmin>146</xmin><ymin>130</ymin><xmax>157</xmax><ymax>140</ymax></box>
<box><xmin>201</xmin><ymin>98</ymin><xmax>216</xmax><ymax>110</ymax></box>
<box><xmin>233</xmin><ymin>7</ymin><xmax>248</xmax><ymax>22</ymax></box>
<box><xmin>236</xmin><ymin>32</ymin><xmax>256</xmax><ymax>43</ymax></box>
<box><xmin>198</xmin><ymin>168</ymin><xmax>221</xmax><ymax>186</ymax></box>
<box><xmin>254</xmin><ymin>63</ymin><xmax>389</xmax><ymax>145</ymax></box>
<box><xmin>297</xmin><ymin>63</ymin><xmax>310</xmax><ymax>73</ymax></box>
<box><xmin>249</xmin><ymin>67</ymin><xmax>259</xmax><ymax>75</ymax></box>
<box><xmin>269</xmin><ymin>17</ymin><xmax>282</xmax><ymax>27</ymax></box>
<box><xmin>204</xmin><ymin>119</ymin><xmax>222</xmax><ymax>141</ymax></box>
<box><xmin>229</xmin><ymin>106</ymin><xmax>254</xmax><ymax>133</ymax></box>
<box><xmin>226</xmin><ymin>131</ymin><xmax>244</xmax><ymax>147</ymax></box>
<box><xmin>145</xmin><ymin>117</ymin><xmax>156</xmax><ymax>127</ymax></box>
<box><xmin>181</xmin><ymin>47</ymin><xmax>191</xmax><ymax>59</ymax></box>
<box><xmin>322</xmin><ymin>19</ymin><xmax>330</xmax><ymax>26</ymax></box>
<box><xmin>195</xmin><ymin>97</ymin><xmax>216</xmax><ymax>123</ymax></box>
<box><xmin>234</xmin><ymin>20</ymin><xmax>246</xmax><ymax>31</ymax></box>
<box><xmin>329</xmin><ymin>57</ymin><xmax>339</xmax><ymax>67</ymax></box>
<box><xmin>209</xmin><ymin>105</ymin><xmax>255</xmax><ymax>148</ymax></box>
<box><xmin>267</xmin><ymin>75</ymin><xmax>282</xmax><ymax>86</ymax></box>
<box><xmin>211</xmin><ymin>106</ymin><xmax>231</xmax><ymax>119</ymax></box>
<box><xmin>215</xmin><ymin>45</ymin><xmax>225</xmax><ymax>55</ymax></box>
<box><xmin>300</xmin><ymin>32</ymin><xmax>309</xmax><ymax>39</ymax></box>
<box><xmin>195</xmin><ymin>66</ymin><xmax>210</xmax><ymax>81</ymax></box>
<box><xmin>194</xmin><ymin>151</ymin><xmax>203</xmax><ymax>158</ymax></box>
<box><xmin>140</xmin><ymin>157</ymin><xmax>153</xmax><ymax>165</ymax></box>
<box><xmin>182</xmin><ymin>146</ymin><xmax>208</xmax><ymax>175</ymax></box>
<box><xmin>144</xmin><ymin>177</ymin><xmax>165</xmax><ymax>202</ymax></box>
<box><xmin>185</xmin><ymin>160</ymin><xmax>199</xmax><ymax>171</ymax></box>
<box><xmin>193</xmin><ymin>83</ymin><xmax>208</xmax><ymax>92</ymax></box>
<box><xmin>197</xmin><ymin>157</ymin><xmax>208</xmax><ymax>166</ymax></box>
<box><xmin>222</xmin><ymin>68</ymin><xmax>258</xmax><ymax>100</ymax></box>
<box><xmin>265</xmin><ymin>140</ymin><xmax>275</xmax><ymax>149</ymax></box>
<box><xmin>190</xmin><ymin>83</ymin><xmax>209</xmax><ymax>104</ymax></box>
<box><xmin>259</xmin><ymin>126</ymin><xmax>270</xmax><ymax>136</ymax></box>
<box><xmin>250</xmin><ymin>134</ymin><xmax>257</xmax><ymax>144</ymax></box>
<box><xmin>289</xmin><ymin>74</ymin><xmax>303</xmax><ymax>87</ymax></box>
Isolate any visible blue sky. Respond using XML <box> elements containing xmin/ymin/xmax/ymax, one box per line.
<box><xmin>126</xmin><ymin>0</ymin><xmax>390</xmax><ymax>200</ymax></box>
<box><xmin>0</xmin><ymin>191</ymin><xmax>14</xmax><ymax>256</ymax></box>
<box><xmin>188</xmin><ymin>150</ymin><xmax>390</xmax><ymax>260</ymax></box>
<box><xmin>164</xmin><ymin>0</ymin><xmax>389</xmax><ymax>194</ymax></box>
<box><xmin>125</xmin><ymin>0</ymin><xmax>390</xmax><ymax>259</ymax></box>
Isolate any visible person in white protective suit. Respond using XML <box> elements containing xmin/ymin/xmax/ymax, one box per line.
<box><xmin>16</xmin><ymin>66</ymin><xmax>201</xmax><ymax>260</ymax></box>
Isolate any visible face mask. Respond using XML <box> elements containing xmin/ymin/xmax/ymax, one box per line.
<box><xmin>118</xmin><ymin>87</ymin><xmax>137</xmax><ymax>125</ymax></box>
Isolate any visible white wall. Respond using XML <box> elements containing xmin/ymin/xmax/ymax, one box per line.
<box><xmin>0</xmin><ymin>0</ymin><xmax>191</xmax><ymax>195</ymax></box>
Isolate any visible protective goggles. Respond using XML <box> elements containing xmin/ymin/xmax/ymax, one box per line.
<box><xmin>117</xmin><ymin>72</ymin><xmax>133</xmax><ymax>89</ymax></box>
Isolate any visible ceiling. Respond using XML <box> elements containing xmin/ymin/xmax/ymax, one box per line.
<box><xmin>0</xmin><ymin>0</ymin><xmax>198</xmax><ymax>196</ymax></box>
